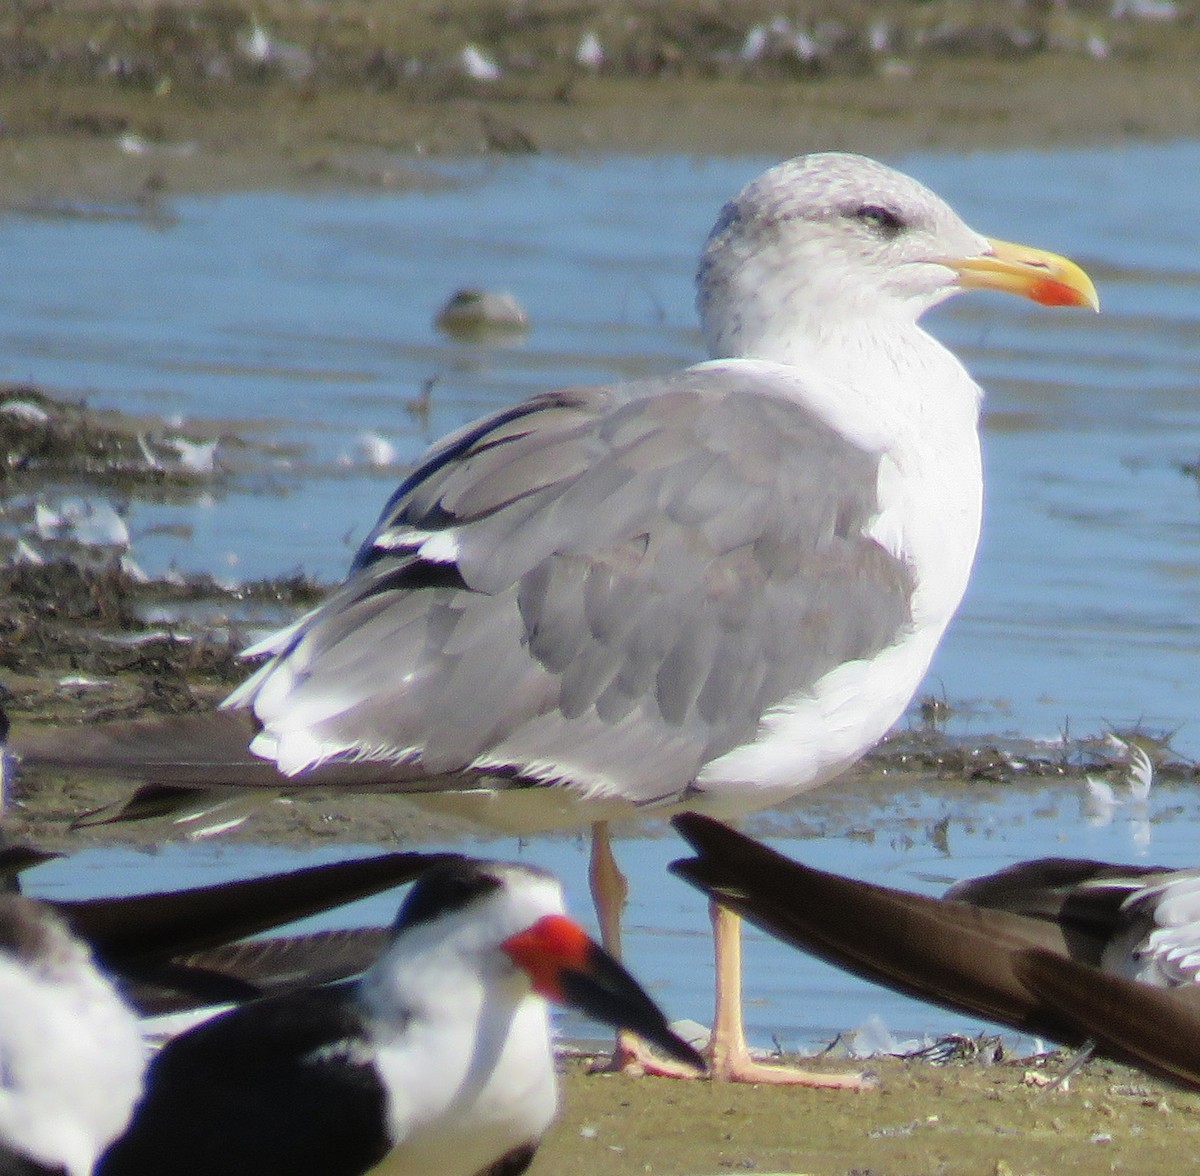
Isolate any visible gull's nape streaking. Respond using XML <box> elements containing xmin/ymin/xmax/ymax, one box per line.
<box><xmin>96</xmin><ymin>857</ymin><xmax>702</xmax><ymax>1176</ymax></box>
<box><xmin>12</xmin><ymin>152</ymin><xmax>1098</xmax><ymax>1084</ymax></box>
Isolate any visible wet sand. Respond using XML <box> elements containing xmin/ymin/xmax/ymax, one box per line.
<box><xmin>5</xmin><ymin>5</ymin><xmax>1200</xmax><ymax>1170</ymax></box>
<box><xmin>539</xmin><ymin>1055</ymin><xmax>1200</xmax><ymax>1175</ymax></box>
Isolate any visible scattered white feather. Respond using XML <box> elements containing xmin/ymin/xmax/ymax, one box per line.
<box><xmin>868</xmin><ymin>20</ymin><xmax>891</xmax><ymax>53</ymax></box>
<box><xmin>739</xmin><ymin>23</ymin><xmax>769</xmax><ymax>61</ymax></box>
<box><xmin>234</xmin><ymin>17</ymin><xmax>314</xmax><ymax>80</ymax></box>
<box><xmin>236</xmin><ymin>18</ymin><xmax>272</xmax><ymax>64</ymax></box>
<box><xmin>739</xmin><ymin>18</ymin><xmax>817</xmax><ymax>63</ymax></box>
<box><xmin>12</xmin><ymin>539</ymin><xmax>45</xmax><ymax>565</ymax></box>
<box><xmin>1126</xmin><ymin>743</ymin><xmax>1154</xmax><ymax>802</ymax></box>
<box><xmin>117</xmin><ymin>132</ymin><xmax>151</xmax><ymax>156</ymax></box>
<box><xmin>166</xmin><ymin>436</ymin><xmax>220</xmax><ymax>474</ymax></box>
<box><xmin>1083</xmin><ymin>736</ymin><xmax>1154</xmax><ymax>839</ymax></box>
<box><xmin>1083</xmin><ymin>775</ymin><xmax>1118</xmax><ymax>826</ymax></box>
<box><xmin>844</xmin><ymin>1014</ymin><xmax>922</xmax><ymax>1058</ymax></box>
<box><xmin>459</xmin><ymin>43</ymin><xmax>502</xmax><ymax>82</ymax></box>
<box><xmin>575</xmin><ymin>30</ymin><xmax>604</xmax><ymax>70</ymax></box>
<box><xmin>35</xmin><ymin>498</ymin><xmax>130</xmax><ymax>549</ymax></box>
<box><xmin>0</xmin><ymin>400</ymin><xmax>49</xmax><ymax>424</ymax></box>
<box><xmin>119</xmin><ymin>554</ymin><xmax>151</xmax><ymax>583</ymax></box>
<box><xmin>355</xmin><ymin>432</ymin><xmax>397</xmax><ymax>468</ymax></box>
<box><xmin>136</xmin><ymin>433</ymin><xmax>163</xmax><ymax>471</ymax></box>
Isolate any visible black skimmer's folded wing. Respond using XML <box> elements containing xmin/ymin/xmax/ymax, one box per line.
<box><xmin>670</xmin><ymin>813</ymin><xmax>1090</xmax><ymax>1043</ymax></box>
<box><xmin>672</xmin><ymin>814</ymin><xmax>1200</xmax><ymax>1086</ymax></box>
<box><xmin>1015</xmin><ymin>949</ymin><xmax>1200</xmax><ymax>1091</ymax></box>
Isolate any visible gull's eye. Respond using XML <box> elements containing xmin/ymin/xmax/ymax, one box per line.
<box><xmin>853</xmin><ymin>205</ymin><xmax>906</xmax><ymax>238</ymax></box>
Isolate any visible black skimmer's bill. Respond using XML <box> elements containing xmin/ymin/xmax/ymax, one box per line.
<box><xmin>0</xmin><ymin>895</ymin><xmax>145</xmax><ymax>1176</ymax></box>
<box><xmin>97</xmin><ymin>857</ymin><xmax>702</xmax><ymax>1176</ymax></box>
<box><xmin>671</xmin><ymin>814</ymin><xmax>1200</xmax><ymax>1086</ymax></box>
<box><xmin>12</xmin><ymin>152</ymin><xmax>1097</xmax><ymax>1083</ymax></box>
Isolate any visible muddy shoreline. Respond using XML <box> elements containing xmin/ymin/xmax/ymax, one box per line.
<box><xmin>3</xmin><ymin>2</ymin><xmax>1200</xmax><ymax>205</ymax></box>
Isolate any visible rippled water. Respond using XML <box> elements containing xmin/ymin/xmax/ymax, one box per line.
<box><xmin>21</xmin><ymin>774</ymin><xmax>1200</xmax><ymax>1051</ymax></box>
<box><xmin>5</xmin><ymin>140</ymin><xmax>1200</xmax><ymax>1045</ymax></box>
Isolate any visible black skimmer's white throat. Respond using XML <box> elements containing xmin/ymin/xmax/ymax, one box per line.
<box><xmin>96</xmin><ymin>857</ymin><xmax>702</xmax><ymax>1176</ymax></box>
<box><xmin>671</xmin><ymin>814</ymin><xmax>1200</xmax><ymax>1088</ymax></box>
<box><xmin>12</xmin><ymin>151</ymin><xmax>1098</xmax><ymax>1084</ymax></box>
<box><xmin>0</xmin><ymin>895</ymin><xmax>146</xmax><ymax>1176</ymax></box>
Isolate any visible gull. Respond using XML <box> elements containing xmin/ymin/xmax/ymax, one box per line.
<box><xmin>10</xmin><ymin>151</ymin><xmax>1097</xmax><ymax>1083</ymax></box>
<box><xmin>672</xmin><ymin>814</ymin><xmax>1200</xmax><ymax>1086</ymax></box>
<box><xmin>96</xmin><ymin>857</ymin><xmax>702</xmax><ymax>1176</ymax></box>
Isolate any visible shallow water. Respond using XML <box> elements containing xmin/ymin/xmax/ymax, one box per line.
<box><xmin>5</xmin><ymin>141</ymin><xmax>1200</xmax><ymax>1045</ymax></box>
<box><xmin>20</xmin><ymin>773</ymin><xmax>1199</xmax><ymax>1051</ymax></box>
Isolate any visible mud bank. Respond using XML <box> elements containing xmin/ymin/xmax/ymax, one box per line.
<box><xmin>2</xmin><ymin>1</ymin><xmax>1200</xmax><ymax>203</ymax></box>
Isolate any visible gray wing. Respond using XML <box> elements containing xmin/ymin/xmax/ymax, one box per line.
<box><xmin>231</xmin><ymin>363</ymin><xmax>915</xmax><ymax>802</ymax></box>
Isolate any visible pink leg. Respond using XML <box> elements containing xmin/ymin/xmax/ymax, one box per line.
<box><xmin>588</xmin><ymin>822</ymin><xmax>702</xmax><ymax>1077</ymax></box>
<box><xmin>589</xmin><ymin>823</ymin><xmax>873</xmax><ymax>1085</ymax></box>
<box><xmin>707</xmin><ymin>901</ymin><xmax>874</xmax><ymax>1087</ymax></box>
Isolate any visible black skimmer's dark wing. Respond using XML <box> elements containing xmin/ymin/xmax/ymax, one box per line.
<box><xmin>672</xmin><ymin>814</ymin><xmax>1200</xmax><ymax>1082</ymax></box>
<box><xmin>670</xmin><ymin>813</ymin><xmax>1093</xmax><ymax>1043</ymax></box>
<box><xmin>1014</xmin><ymin>949</ymin><xmax>1200</xmax><ymax>1091</ymax></box>
<box><xmin>123</xmin><ymin>926</ymin><xmax>390</xmax><ymax>1015</ymax></box>
<box><xmin>43</xmin><ymin>851</ymin><xmax>452</xmax><ymax>1015</ymax></box>
<box><xmin>60</xmin><ymin>850</ymin><xmax>452</xmax><ymax>967</ymax></box>
<box><xmin>947</xmin><ymin>857</ymin><xmax>1200</xmax><ymax>984</ymax></box>
<box><xmin>0</xmin><ymin>843</ymin><xmax>60</xmax><ymax>890</ymax></box>
<box><xmin>98</xmin><ymin>858</ymin><xmax>700</xmax><ymax>1176</ymax></box>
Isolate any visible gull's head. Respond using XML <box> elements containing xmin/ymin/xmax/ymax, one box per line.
<box><xmin>697</xmin><ymin>151</ymin><xmax>1097</xmax><ymax>362</ymax></box>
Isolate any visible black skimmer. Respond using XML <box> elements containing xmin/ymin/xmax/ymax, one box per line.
<box><xmin>671</xmin><ymin>813</ymin><xmax>1200</xmax><ymax>1087</ymax></box>
<box><xmin>97</xmin><ymin>857</ymin><xmax>702</xmax><ymax>1176</ymax></box>
<box><xmin>12</xmin><ymin>152</ymin><xmax>1097</xmax><ymax>1083</ymax></box>
<box><xmin>0</xmin><ymin>849</ymin><xmax>453</xmax><ymax>1173</ymax></box>
<box><xmin>0</xmin><ymin>895</ymin><xmax>145</xmax><ymax>1176</ymax></box>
